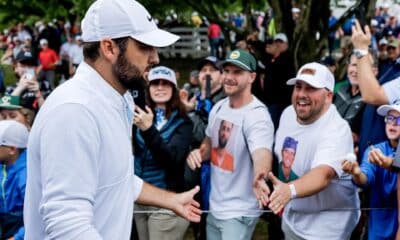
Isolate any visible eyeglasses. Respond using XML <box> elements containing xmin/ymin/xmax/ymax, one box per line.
<box><xmin>384</xmin><ymin>115</ymin><xmax>400</xmax><ymax>126</ymax></box>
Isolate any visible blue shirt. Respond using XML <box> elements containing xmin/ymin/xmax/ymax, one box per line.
<box><xmin>0</xmin><ymin>149</ymin><xmax>26</xmax><ymax>240</ymax></box>
<box><xmin>358</xmin><ymin>141</ymin><xmax>398</xmax><ymax>240</ymax></box>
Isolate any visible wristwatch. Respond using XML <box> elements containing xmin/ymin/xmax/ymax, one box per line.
<box><xmin>353</xmin><ymin>49</ymin><xmax>368</xmax><ymax>59</ymax></box>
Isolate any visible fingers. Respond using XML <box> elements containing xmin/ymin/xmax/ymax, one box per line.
<box><xmin>189</xmin><ymin>185</ymin><xmax>200</xmax><ymax>196</ymax></box>
<box><xmin>187</xmin><ymin>150</ymin><xmax>202</xmax><ymax>170</ymax></box>
<box><xmin>341</xmin><ymin>160</ymin><xmax>353</xmax><ymax>173</ymax></box>
<box><xmin>268</xmin><ymin>172</ymin><xmax>280</xmax><ymax>185</ymax></box>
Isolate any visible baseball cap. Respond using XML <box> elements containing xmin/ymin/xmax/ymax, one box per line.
<box><xmin>0</xmin><ymin>96</ymin><xmax>22</xmax><ymax>110</ymax></box>
<box><xmin>197</xmin><ymin>56</ymin><xmax>222</xmax><ymax>71</ymax></box>
<box><xmin>379</xmin><ymin>38</ymin><xmax>388</xmax><ymax>46</ymax></box>
<box><xmin>0</xmin><ymin>120</ymin><xmax>29</xmax><ymax>148</ymax></box>
<box><xmin>388</xmin><ymin>39</ymin><xmax>399</xmax><ymax>48</ymax></box>
<box><xmin>81</xmin><ymin>0</ymin><xmax>179</xmax><ymax>47</ymax></box>
<box><xmin>148</xmin><ymin>66</ymin><xmax>177</xmax><ymax>86</ymax></box>
<box><xmin>320</xmin><ymin>55</ymin><xmax>336</xmax><ymax>67</ymax></box>
<box><xmin>15</xmin><ymin>50</ymin><xmax>37</xmax><ymax>66</ymax></box>
<box><xmin>223</xmin><ymin>49</ymin><xmax>257</xmax><ymax>72</ymax></box>
<box><xmin>287</xmin><ymin>62</ymin><xmax>335</xmax><ymax>92</ymax></box>
<box><xmin>377</xmin><ymin>99</ymin><xmax>400</xmax><ymax>116</ymax></box>
<box><xmin>39</xmin><ymin>39</ymin><xmax>48</xmax><ymax>45</ymax></box>
<box><xmin>274</xmin><ymin>33</ymin><xmax>288</xmax><ymax>43</ymax></box>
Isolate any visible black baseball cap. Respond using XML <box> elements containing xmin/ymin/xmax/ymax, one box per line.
<box><xmin>15</xmin><ymin>50</ymin><xmax>37</xmax><ymax>66</ymax></box>
<box><xmin>197</xmin><ymin>56</ymin><xmax>222</xmax><ymax>72</ymax></box>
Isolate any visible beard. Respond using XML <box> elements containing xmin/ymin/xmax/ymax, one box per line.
<box><xmin>112</xmin><ymin>52</ymin><xmax>147</xmax><ymax>91</ymax></box>
<box><xmin>218</xmin><ymin>137</ymin><xmax>227</xmax><ymax>148</ymax></box>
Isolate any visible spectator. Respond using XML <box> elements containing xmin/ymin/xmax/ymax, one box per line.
<box><xmin>133</xmin><ymin>66</ymin><xmax>193</xmax><ymax>240</ymax></box>
<box><xmin>263</xmin><ymin>33</ymin><xmax>295</xmax><ymax>129</ymax></box>
<box><xmin>342</xmin><ymin>100</ymin><xmax>400</xmax><ymax>240</ymax></box>
<box><xmin>334</xmin><ymin>50</ymin><xmax>378</xmax><ymax>154</ymax></box>
<box><xmin>7</xmin><ymin>50</ymin><xmax>50</xmax><ymax>111</ymax></box>
<box><xmin>208</xmin><ymin>22</ymin><xmax>222</xmax><ymax>58</ymax></box>
<box><xmin>0</xmin><ymin>120</ymin><xmax>29</xmax><ymax>240</ymax></box>
<box><xmin>187</xmin><ymin>49</ymin><xmax>274</xmax><ymax>240</ymax></box>
<box><xmin>37</xmin><ymin>38</ymin><xmax>59</xmax><ymax>89</ymax></box>
<box><xmin>269</xmin><ymin>62</ymin><xmax>360</xmax><ymax>239</ymax></box>
<box><xmin>0</xmin><ymin>96</ymin><xmax>35</xmax><ymax>129</ymax></box>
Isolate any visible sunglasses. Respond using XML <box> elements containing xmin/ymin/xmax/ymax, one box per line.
<box><xmin>384</xmin><ymin>115</ymin><xmax>400</xmax><ymax>126</ymax></box>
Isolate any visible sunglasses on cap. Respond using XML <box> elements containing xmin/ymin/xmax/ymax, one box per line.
<box><xmin>384</xmin><ymin>115</ymin><xmax>400</xmax><ymax>126</ymax></box>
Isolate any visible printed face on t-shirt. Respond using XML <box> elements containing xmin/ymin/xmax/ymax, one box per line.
<box><xmin>218</xmin><ymin>120</ymin><xmax>233</xmax><ymax>148</ymax></box>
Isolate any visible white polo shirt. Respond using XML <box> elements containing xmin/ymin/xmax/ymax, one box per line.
<box><xmin>24</xmin><ymin>61</ymin><xmax>143</xmax><ymax>239</ymax></box>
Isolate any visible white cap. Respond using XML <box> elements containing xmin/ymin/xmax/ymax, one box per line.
<box><xmin>287</xmin><ymin>62</ymin><xmax>335</xmax><ymax>92</ymax></box>
<box><xmin>39</xmin><ymin>38</ymin><xmax>48</xmax><ymax>45</ymax></box>
<box><xmin>75</xmin><ymin>35</ymin><xmax>83</xmax><ymax>41</ymax></box>
<box><xmin>291</xmin><ymin>7</ymin><xmax>300</xmax><ymax>13</ymax></box>
<box><xmin>0</xmin><ymin>120</ymin><xmax>29</xmax><ymax>148</ymax></box>
<box><xmin>148</xmin><ymin>66</ymin><xmax>177</xmax><ymax>86</ymax></box>
<box><xmin>81</xmin><ymin>0</ymin><xmax>179</xmax><ymax>47</ymax></box>
<box><xmin>274</xmin><ymin>33</ymin><xmax>288</xmax><ymax>43</ymax></box>
<box><xmin>377</xmin><ymin>99</ymin><xmax>400</xmax><ymax>116</ymax></box>
<box><xmin>379</xmin><ymin>38</ymin><xmax>388</xmax><ymax>45</ymax></box>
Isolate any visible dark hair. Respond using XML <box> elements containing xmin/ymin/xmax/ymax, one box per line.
<box><xmin>146</xmin><ymin>83</ymin><xmax>187</xmax><ymax>119</ymax></box>
<box><xmin>83</xmin><ymin>37</ymin><xmax>130</xmax><ymax>62</ymax></box>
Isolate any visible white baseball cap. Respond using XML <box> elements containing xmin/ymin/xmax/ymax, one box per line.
<box><xmin>148</xmin><ymin>66</ymin><xmax>177</xmax><ymax>86</ymax></box>
<box><xmin>0</xmin><ymin>120</ymin><xmax>29</xmax><ymax>148</ymax></box>
<box><xmin>377</xmin><ymin>99</ymin><xmax>400</xmax><ymax>116</ymax></box>
<box><xmin>81</xmin><ymin>0</ymin><xmax>179</xmax><ymax>47</ymax></box>
<box><xmin>39</xmin><ymin>39</ymin><xmax>48</xmax><ymax>45</ymax></box>
<box><xmin>274</xmin><ymin>33</ymin><xmax>288</xmax><ymax>43</ymax></box>
<box><xmin>287</xmin><ymin>62</ymin><xmax>335</xmax><ymax>92</ymax></box>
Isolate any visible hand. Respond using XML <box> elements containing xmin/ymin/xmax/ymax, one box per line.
<box><xmin>187</xmin><ymin>149</ymin><xmax>203</xmax><ymax>170</ymax></box>
<box><xmin>172</xmin><ymin>186</ymin><xmax>202</xmax><ymax>222</ymax></box>
<box><xmin>134</xmin><ymin>106</ymin><xmax>153</xmax><ymax>131</ymax></box>
<box><xmin>253</xmin><ymin>172</ymin><xmax>270</xmax><ymax>208</ymax></box>
<box><xmin>342</xmin><ymin>160</ymin><xmax>361</xmax><ymax>176</ymax></box>
<box><xmin>179</xmin><ymin>89</ymin><xmax>196</xmax><ymax>111</ymax></box>
<box><xmin>268</xmin><ymin>172</ymin><xmax>291</xmax><ymax>215</ymax></box>
<box><xmin>351</xmin><ymin>19</ymin><xmax>371</xmax><ymax>50</ymax></box>
<box><xmin>27</xmin><ymin>79</ymin><xmax>40</xmax><ymax>93</ymax></box>
<box><xmin>368</xmin><ymin>147</ymin><xmax>393</xmax><ymax>169</ymax></box>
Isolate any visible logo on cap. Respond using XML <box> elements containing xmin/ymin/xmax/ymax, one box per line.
<box><xmin>230</xmin><ymin>51</ymin><xmax>240</xmax><ymax>59</ymax></box>
<box><xmin>2</xmin><ymin>96</ymin><xmax>11</xmax><ymax>104</ymax></box>
<box><xmin>300</xmin><ymin>68</ymin><xmax>316</xmax><ymax>76</ymax></box>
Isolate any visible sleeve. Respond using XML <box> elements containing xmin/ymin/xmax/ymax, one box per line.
<box><xmin>141</xmin><ymin>119</ymin><xmax>193</xmax><ymax>168</ymax></box>
<box><xmin>358</xmin><ymin>146</ymin><xmax>377</xmax><ymax>188</ymax></box>
<box><xmin>38</xmin><ymin>104</ymin><xmax>103</xmax><ymax>239</ymax></box>
<box><xmin>133</xmin><ymin>175</ymin><xmax>143</xmax><ymax>202</ymax></box>
<box><xmin>312</xmin><ymin>121</ymin><xmax>354</xmax><ymax>177</ymax></box>
<box><xmin>14</xmin><ymin>226</ymin><xmax>24</xmax><ymax>240</ymax></box>
<box><xmin>382</xmin><ymin>77</ymin><xmax>400</xmax><ymax>104</ymax></box>
<box><xmin>243</xmin><ymin>106</ymin><xmax>275</xmax><ymax>153</ymax></box>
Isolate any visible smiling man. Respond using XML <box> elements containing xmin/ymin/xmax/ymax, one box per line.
<box><xmin>270</xmin><ymin>62</ymin><xmax>360</xmax><ymax>240</ymax></box>
<box><xmin>186</xmin><ymin>49</ymin><xmax>274</xmax><ymax>240</ymax></box>
<box><xmin>23</xmin><ymin>1</ymin><xmax>201</xmax><ymax>239</ymax></box>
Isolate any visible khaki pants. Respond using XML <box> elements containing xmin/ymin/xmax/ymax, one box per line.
<box><xmin>134</xmin><ymin>204</ymin><xmax>189</xmax><ymax>240</ymax></box>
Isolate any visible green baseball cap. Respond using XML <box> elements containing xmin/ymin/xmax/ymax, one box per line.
<box><xmin>0</xmin><ymin>95</ymin><xmax>22</xmax><ymax>110</ymax></box>
<box><xmin>223</xmin><ymin>49</ymin><xmax>257</xmax><ymax>72</ymax></box>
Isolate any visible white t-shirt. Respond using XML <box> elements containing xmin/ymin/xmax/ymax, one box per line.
<box><xmin>205</xmin><ymin>96</ymin><xmax>274</xmax><ymax>219</ymax></box>
<box><xmin>24</xmin><ymin>62</ymin><xmax>143</xmax><ymax>239</ymax></box>
<box><xmin>275</xmin><ymin>105</ymin><xmax>360</xmax><ymax>240</ymax></box>
<box><xmin>383</xmin><ymin>76</ymin><xmax>400</xmax><ymax>103</ymax></box>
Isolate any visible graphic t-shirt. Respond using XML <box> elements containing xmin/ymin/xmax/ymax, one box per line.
<box><xmin>275</xmin><ymin>105</ymin><xmax>360</xmax><ymax>240</ymax></box>
<box><xmin>205</xmin><ymin>96</ymin><xmax>274</xmax><ymax>219</ymax></box>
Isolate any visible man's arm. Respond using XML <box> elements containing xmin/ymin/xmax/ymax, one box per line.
<box><xmin>136</xmin><ymin>182</ymin><xmax>201</xmax><ymax>222</ymax></box>
<box><xmin>268</xmin><ymin>165</ymin><xmax>336</xmax><ymax>214</ymax></box>
<box><xmin>351</xmin><ymin>20</ymin><xmax>389</xmax><ymax>105</ymax></box>
<box><xmin>251</xmin><ymin>148</ymin><xmax>273</xmax><ymax>206</ymax></box>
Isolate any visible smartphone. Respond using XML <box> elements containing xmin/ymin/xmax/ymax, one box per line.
<box><xmin>25</xmin><ymin>68</ymin><xmax>35</xmax><ymax>80</ymax></box>
<box><xmin>205</xmin><ymin>74</ymin><xmax>212</xmax><ymax>99</ymax></box>
<box><xmin>131</xmin><ymin>88</ymin><xmax>146</xmax><ymax>111</ymax></box>
<box><xmin>354</xmin><ymin>6</ymin><xmax>367</xmax><ymax>28</ymax></box>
